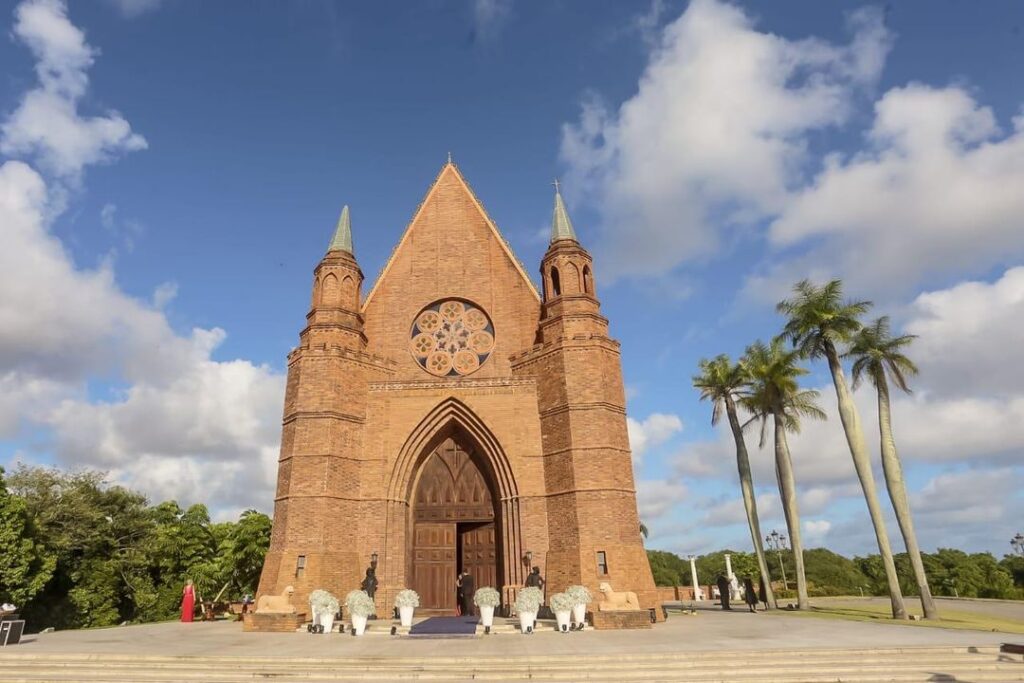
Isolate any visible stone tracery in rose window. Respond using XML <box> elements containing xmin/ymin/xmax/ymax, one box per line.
<box><xmin>409</xmin><ymin>299</ymin><xmax>495</xmax><ymax>377</ymax></box>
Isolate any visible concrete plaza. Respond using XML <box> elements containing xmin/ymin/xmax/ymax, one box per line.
<box><xmin>6</xmin><ymin>605</ymin><xmax>1020</xmax><ymax>658</ymax></box>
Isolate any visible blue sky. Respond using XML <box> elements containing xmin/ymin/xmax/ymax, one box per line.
<box><xmin>1</xmin><ymin>0</ymin><xmax>1022</xmax><ymax>560</ymax></box>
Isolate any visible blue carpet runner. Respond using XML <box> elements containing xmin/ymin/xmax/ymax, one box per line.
<box><xmin>407</xmin><ymin>616</ymin><xmax>478</xmax><ymax>637</ymax></box>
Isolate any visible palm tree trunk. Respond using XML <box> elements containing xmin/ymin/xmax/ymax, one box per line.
<box><xmin>824</xmin><ymin>343</ymin><xmax>907</xmax><ymax>619</ymax></box>
<box><xmin>772</xmin><ymin>405</ymin><xmax>808</xmax><ymax>610</ymax></box>
<box><xmin>876</xmin><ymin>375</ymin><xmax>939</xmax><ymax>619</ymax></box>
<box><xmin>725</xmin><ymin>395</ymin><xmax>776</xmax><ymax>609</ymax></box>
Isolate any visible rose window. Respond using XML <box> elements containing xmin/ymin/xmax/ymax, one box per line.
<box><xmin>410</xmin><ymin>299</ymin><xmax>495</xmax><ymax>377</ymax></box>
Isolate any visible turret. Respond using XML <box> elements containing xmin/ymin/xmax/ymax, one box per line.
<box><xmin>306</xmin><ymin>205</ymin><xmax>365</xmax><ymax>349</ymax></box>
<box><xmin>539</xmin><ymin>184</ymin><xmax>605</xmax><ymax>340</ymax></box>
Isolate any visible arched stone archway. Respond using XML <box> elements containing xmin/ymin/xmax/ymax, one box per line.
<box><xmin>381</xmin><ymin>399</ymin><xmax>523</xmax><ymax>614</ymax></box>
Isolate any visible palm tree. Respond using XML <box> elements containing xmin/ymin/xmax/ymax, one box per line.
<box><xmin>640</xmin><ymin>522</ymin><xmax>649</xmax><ymax>540</ymax></box>
<box><xmin>778</xmin><ymin>280</ymin><xmax>907</xmax><ymax>619</ymax></box>
<box><xmin>849</xmin><ymin>317</ymin><xmax>938</xmax><ymax>619</ymax></box>
<box><xmin>740</xmin><ymin>338</ymin><xmax>825</xmax><ymax>610</ymax></box>
<box><xmin>693</xmin><ymin>355</ymin><xmax>777</xmax><ymax>609</ymax></box>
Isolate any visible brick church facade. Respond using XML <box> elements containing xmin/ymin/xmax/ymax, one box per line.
<box><xmin>256</xmin><ymin>161</ymin><xmax>660</xmax><ymax>619</ymax></box>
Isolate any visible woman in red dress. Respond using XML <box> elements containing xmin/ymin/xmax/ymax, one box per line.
<box><xmin>180</xmin><ymin>579</ymin><xmax>196</xmax><ymax>622</ymax></box>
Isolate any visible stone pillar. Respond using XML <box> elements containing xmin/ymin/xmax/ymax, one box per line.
<box><xmin>689</xmin><ymin>555</ymin><xmax>702</xmax><ymax>601</ymax></box>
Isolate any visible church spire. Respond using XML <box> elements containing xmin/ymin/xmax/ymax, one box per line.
<box><xmin>327</xmin><ymin>205</ymin><xmax>353</xmax><ymax>253</ymax></box>
<box><xmin>550</xmin><ymin>181</ymin><xmax>577</xmax><ymax>243</ymax></box>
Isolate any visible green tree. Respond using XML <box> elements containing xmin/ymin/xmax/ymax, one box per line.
<box><xmin>740</xmin><ymin>337</ymin><xmax>825</xmax><ymax>610</ymax></box>
<box><xmin>848</xmin><ymin>317</ymin><xmax>938</xmax><ymax>618</ymax></box>
<box><xmin>693</xmin><ymin>355</ymin><xmax>776</xmax><ymax>609</ymax></box>
<box><xmin>0</xmin><ymin>467</ymin><xmax>55</xmax><ymax>606</ymax></box>
<box><xmin>221</xmin><ymin>510</ymin><xmax>272</xmax><ymax>597</ymax></box>
<box><xmin>646</xmin><ymin>550</ymin><xmax>686</xmax><ymax>586</ymax></box>
<box><xmin>778</xmin><ymin>279</ymin><xmax>907</xmax><ymax>620</ymax></box>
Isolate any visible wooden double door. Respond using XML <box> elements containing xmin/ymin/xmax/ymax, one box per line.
<box><xmin>411</xmin><ymin>438</ymin><xmax>498</xmax><ymax>614</ymax></box>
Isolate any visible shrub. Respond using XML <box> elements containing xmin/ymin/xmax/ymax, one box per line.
<box><xmin>474</xmin><ymin>586</ymin><xmax>501</xmax><ymax>608</ymax></box>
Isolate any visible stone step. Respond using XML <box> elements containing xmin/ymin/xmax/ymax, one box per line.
<box><xmin>0</xmin><ymin>667</ymin><xmax>1021</xmax><ymax>683</ymax></box>
<box><xmin>0</xmin><ymin>645</ymin><xmax>1003</xmax><ymax>666</ymax></box>
<box><xmin>0</xmin><ymin>657</ymin><xmax>1019</xmax><ymax>680</ymax></box>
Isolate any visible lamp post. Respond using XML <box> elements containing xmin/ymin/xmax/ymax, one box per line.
<box><xmin>766</xmin><ymin>530</ymin><xmax>789</xmax><ymax>591</ymax></box>
<box><xmin>1012</xmin><ymin>533</ymin><xmax>1024</xmax><ymax>557</ymax></box>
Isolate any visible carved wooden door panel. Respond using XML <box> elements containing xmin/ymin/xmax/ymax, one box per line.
<box><xmin>412</xmin><ymin>522</ymin><xmax>456</xmax><ymax>613</ymax></box>
<box><xmin>460</xmin><ymin>521</ymin><xmax>497</xmax><ymax>601</ymax></box>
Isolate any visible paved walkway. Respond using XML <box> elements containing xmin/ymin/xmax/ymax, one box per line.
<box><xmin>6</xmin><ymin>608</ymin><xmax>1020</xmax><ymax>659</ymax></box>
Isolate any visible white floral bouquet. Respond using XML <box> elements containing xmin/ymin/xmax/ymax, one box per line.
<box><xmin>565</xmin><ymin>585</ymin><xmax>592</xmax><ymax>606</ymax></box>
<box><xmin>514</xmin><ymin>586</ymin><xmax>543</xmax><ymax>613</ymax></box>
<box><xmin>394</xmin><ymin>589</ymin><xmax>420</xmax><ymax>609</ymax></box>
<box><xmin>473</xmin><ymin>586</ymin><xmax>501</xmax><ymax>608</ymax></box>
<box><xmin>308</xmin><ymin>589</ymin><xmax>339</xmax><ymax>615</ymax></box>
<box><xmin>550</xmin><ymin>592</ymin><xmax>574</xmax><ymax>613</ymax></box>
<box><xmin>344</xmin><ymin>590</ymin><xmax>376</xmax><ymax>617</ymax></box>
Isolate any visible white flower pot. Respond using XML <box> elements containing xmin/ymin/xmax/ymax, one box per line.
<box><xmin>555</xmin><ymin>610</ymin><xmax>571</xmax><ymax>632</ymax></box>
<box><xmin>572</xmin><ymin>603</ymin><xmax>587</xmax><ymax>629</ymax></box>
<box><xmin>351</xmin><ymin>614</ymin><xmax>367</xmax><ymax>635</ymax></box>
<box><xmin>518</xmin><ymin>610</ymin><xmax>536</xmax><ymax>634</ymax></box>
<box><xmin>479</xmin><ymin>604</ymin><xmax>494</xmax><ymax>627</ymax></box>
<box><xmin>399</xmin><ymin>605</ymin><xmax>414</xmax><ymax>627</ymax></box>
<box><xmin>320</xmin><ymin>613</ymin><xmax>334</xmax><ymax>633</ymax></box>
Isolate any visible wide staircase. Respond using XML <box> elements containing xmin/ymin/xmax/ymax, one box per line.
<box><xmin>0</xmin><ymin>646</ymin><xmax>1021</xmax><ymax>682</ymax></box>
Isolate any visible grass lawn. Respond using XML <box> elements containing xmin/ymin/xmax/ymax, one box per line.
<box><xmin>765</xmin><ymin>599</ymin><xmax>1024</xmax><ymax>634</ymax></box>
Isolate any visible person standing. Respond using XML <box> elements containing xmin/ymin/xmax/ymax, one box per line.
<box><xmin>743</xmin><ymin>577</ymin><xmax>759</xmax><ymax>613</ymax></box>
<box><xmin>460</xmin><ymin>571</ymin><xmax>476</xmax><ymax>617</ymax></box>
<box><xmin>758</xmin><ymin>576</ymin><xmax>769</xmax><ymax>611</ymax></box>
<box><xmin>716</xmin><ymin>574</ymin><xmax>731</xmax><ymax>610</ymax></box>
<box><xmin>180</xmin><ymin>579</ymin><xmax>196</xmax><ymax>623</ymax></box>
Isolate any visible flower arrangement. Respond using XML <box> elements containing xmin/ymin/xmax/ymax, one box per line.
<box><xmin>308</xmin><ymin>589</ymin><xmax>339</xmax><ymax>615</ymax></box>
<box><xmin>565</xmin><ymin>585</ymin><xmax>592</xmax><ymax>606</ymax></box>
<box><xmin>394</xmin><ymin>589</ymin><xmax>420</xmax><ymax>609</ymax></box>
<box><xmin>514</xmin><ymin>586</ymin><xmax>543</xmax><ymax>613</ymax></box>
<box><xmin>550</xmin><ymin>592</ymin><xmax>574</xmax><ymax>613</ymax></box>
<box><xmin>473</xmin><ymin>586</ymin><xmax>501</xmax><ymax>608</ymax></box>
<box><xmin>344</xmin><ymin>590</ymin><xmax>376</xmax><ymax>618</ymax></box>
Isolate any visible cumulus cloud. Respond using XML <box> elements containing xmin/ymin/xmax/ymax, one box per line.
<box><xmin>905</xmin><ymin>267</ymin><xmax>1024</xmax><ymax>399</ymax></box>
<box><xmin>0</xmin><ymin>0</ymin><xmax>283</xmax><ymax>514</ymax></box>
<box><xmin>560</xmin><ymin>0</ymin><xmax>891</xmax><ymax>280</ymax></box>
<box><xmin>1</xmin><ymin>0</ymin><xmax>147</xmax><ymax>180</ymax></box>
<box><xmin>636</xmin><ymin>479</ymin><xmax>688</xmax><ymax>521</ymax></box>
<box><xmin>628</xmin><ymin>412</ymin><xmax>683</xmax><ymax>464</ymax></box>
<box><xmin>754</xmin><ymin>86</ymin><xmax>1024</xmax><ymax>296</ymax></box>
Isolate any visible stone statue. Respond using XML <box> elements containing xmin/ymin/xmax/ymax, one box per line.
<box><xmin>597</xmin><ymin>582</ymin><xmax>640</xmax><ymax>611</ymax></box>
<box><xmin>524</xmin><ymin>566</ymin><xmax>545</xmax><ymax>593</ymax></box>
<box><xmin>360</xmin><ymin>567</ymin><xmax>378</xmax><ymax>601</ymax></box>
<box><xmin>255</xmin><ymin>586</ymin><xmax>296</xmax><ymax>614</ymax></box>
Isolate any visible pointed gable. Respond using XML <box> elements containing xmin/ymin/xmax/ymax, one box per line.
<box><xmin>361</xmin><ymin>163</ymin><xmax>542</xmax><ymax>380</ymax></box>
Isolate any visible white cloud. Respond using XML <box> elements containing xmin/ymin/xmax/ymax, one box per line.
<box><xmin>105</xmin><ymin>0</ymin><xmax>161</xmax><ymax>18</ymax></box>
<box><xmin>628</xmin><ymin>412</ymin><xmax>683</xmax><ymax>464</ymax></box>
<box><xmin>803</xmin><ymin>519</ymin><xmax>832</xmax><ymax>541</ymax></box>
<box><xmin>560</xmin><ymin>0</ymin><xmax>890</xmax><ymax>280</ymax></box>
<box><xmin>472</xmin><ymin>0</ymin><xmax>512</xmax><ymax>44</ymax></box>
<box><xmin>0</xmin><ymin>1</ymin><xmax>283</xmax><ymax>513</ymax></box>
<box><xmin>1</xmin><ymin>0</ymin><xmax>147</xmax><ymax>179</ymax></box>
<box><xmin>905</xmin><ymin>267</ymin><xmax>1024</xmax><ymax>399</ymax></box>
<box><xmin>636</xmin><ymin>479</ymin><xmax>688</xmax><ymax>521</ymax></box>
<box><xmin>757</xmin><ymin>86</ymin><xmax>1024</xmax><ymax>295</ymax></box>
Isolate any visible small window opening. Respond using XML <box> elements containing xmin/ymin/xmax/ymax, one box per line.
<box><xmin>597</xmin><ymin>551</ymin><xmax>609</xmax><ymax>575</ymax></box>
<box><xmin>551</xmin><ymin>266</ymin><xmax>561</xmax><ymax>296</ymax></box>
<box><xmin>296</xmin><ymin>555</ymin><xmax>307</xmax><ymax>578</ymax></box>
<box><xmin>583</xmin><ymin>265</ymin><xmax>593</xmax><ymax>294</ymax></box>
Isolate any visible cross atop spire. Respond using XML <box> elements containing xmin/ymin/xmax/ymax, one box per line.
<box><xmin>550</xmin><ymin>180</ymin><xmax>577</xmax><ymax>243</ymax></box>
<box><xmin>447</xmin><ymin>151</ymin><xmax>453</xmax><ymax>164</ymax></box>
<box><xmin>327</xmin><ymin>204</ymin><xmax>353</xmax><ymax>254</ymax></box>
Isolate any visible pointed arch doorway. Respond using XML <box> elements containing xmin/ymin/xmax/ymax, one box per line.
<box><xmin>410</xmin><ymin>436</ymin><xmax>499</xmax><ymax>615</ymax></box>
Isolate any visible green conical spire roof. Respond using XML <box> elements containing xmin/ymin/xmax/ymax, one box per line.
<box><xmin>327</xmin><ymin>205</ymin><xmax>353</xmax><ymax>253</ymax></box>
<box><xmin>550</xmin><ymin>184</ymin><xmax>577</xmax><ymax>243</ymax></box>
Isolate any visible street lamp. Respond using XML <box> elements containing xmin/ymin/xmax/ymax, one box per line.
<box><xmin>766</xmin><ymin>530</ymin><xmax>789</xmax><ymax>590</ymax></box>
<box><xmin>1012</xmin><ymin>533</ymin><xmax>1024</xmax><ymax>556</ymax></box>
<box><xmin>370</xmin><ymin>552</ymin><xmax>378</xmax><ymax>569</ymax></box>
